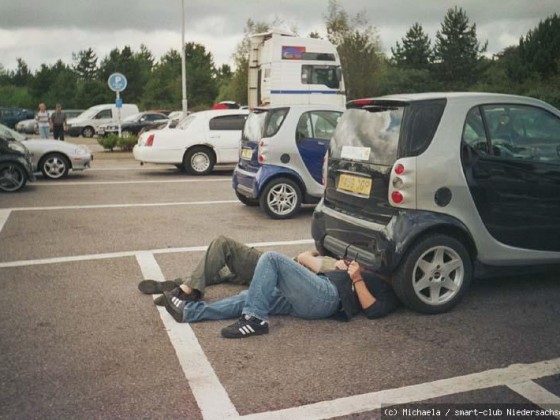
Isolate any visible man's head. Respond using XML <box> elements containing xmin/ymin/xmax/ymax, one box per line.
<box><xmin>56</xmin><ymin>104</ymin><xmax>62</xmax><ymax>112</ymax></box>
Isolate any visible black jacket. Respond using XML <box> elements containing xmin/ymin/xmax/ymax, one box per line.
<box><xmin>325</xmin><ymin>270</ymin><xmax>398</xmax><ymax>322</ymax></box>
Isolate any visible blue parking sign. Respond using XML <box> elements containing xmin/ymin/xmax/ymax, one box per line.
<box><xmin>108</xmin><ymin>73</ymin><xmax>127</xmax><ymax>92</ymax></box>
<box><xmin>115</xmin><ymin>98</ymin><xmax>123</xmax><ymax>108</ymax></box>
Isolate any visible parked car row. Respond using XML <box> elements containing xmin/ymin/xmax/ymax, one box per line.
<box><xmin>0</xmin><ymin>123</ymin><xmax>92</xmax><ymax>191</ymax></box>
<box><xmin>15</xmin><ymin>109</ymin><xmax>85</xmax><ymax>134</ymax></box>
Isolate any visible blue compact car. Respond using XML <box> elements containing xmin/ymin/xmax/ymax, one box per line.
<box><xmin>233</xmin><ymin>105</ymin><xmax>343</xmax><ymax>219</ymax></box>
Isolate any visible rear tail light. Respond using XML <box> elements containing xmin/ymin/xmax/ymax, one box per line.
<box><xmin>258</xmin><ymin>139</ymin><xmax>266</xmax><ymax>163</ymax></box>
<box><xmin>389</xmin><ymin>159</ymin><xmax>416</xmax><ymax>208</ymax></box>
<box><xmin>146</xmin><ymin>134</ymin><xmax>155</xmax><ymax>147</ymax></box>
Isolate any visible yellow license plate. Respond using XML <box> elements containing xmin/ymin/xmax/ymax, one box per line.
<box><xmin>337</xmin><ymin>174</ymin><xmax>372</xmax><ymax>197</ymax></box>
<box><xmin>242</xmin><ymin>148</ymin><xmax>253</xmax><ymax>159</ymax></box>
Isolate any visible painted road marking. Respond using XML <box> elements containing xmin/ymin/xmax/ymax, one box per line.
<box><xmin>508</xmin><ymin>380</ymin><xmax>560</xmax><ymax>412</ymax></box>
<box><xmin>32</xmin><ymin>178</ymin><xmax>230</xmax><ymax>186</ymax></box>
<box><xmin>6</xmin><ymin>200</ymin><xmax>238</xmax><ymax>212</ymax></box>
<box><xmin>242</xmin><ymin>358</ymin><xmax>560</xmax><ymax>420</ymax></box>
<box><xmin>136</xmin><ymin>252</ymin><xmax>239</xmax><ymax>420</ymax></box>
<box><xmin>0</xmin><ymin>209</ymin><xmax>10</xmax><ymax>235</ymax></box>
<box><xmin>0</xmin><ymin>239</ymin><xmax>315</xmax><ymax>268</ymax></box>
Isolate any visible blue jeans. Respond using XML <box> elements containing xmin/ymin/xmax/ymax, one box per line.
<box><xmin>38</xmin><ymin>126</ymin><xmax>49</xmax><ymax>139</ymax></box>
<box><xmin>183</xmin><ymin>251</ymin><xmax>340</xmax><ymax>323</ymax></box>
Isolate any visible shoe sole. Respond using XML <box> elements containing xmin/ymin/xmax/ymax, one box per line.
<box><xmin>138</xmin><ymin>280</ymin><xmax>178</xmax><ymax>294</ymax></box>
<box><xmin>221</xmin><ymin>328</ymin><xmax>269</xmax><ymax>339</ymax></box>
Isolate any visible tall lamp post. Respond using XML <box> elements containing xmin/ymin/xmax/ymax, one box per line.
<box><xmin>181</xmin><ymin>0</ymin><xmax>188</xmax><ymax>116</ymax></box>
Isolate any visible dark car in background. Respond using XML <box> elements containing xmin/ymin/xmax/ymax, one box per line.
<box><xmin>97</xmin><ymin>112</ymin><xmax>169</xmax><ymax>137</ymax></box>
<box><xmin>0</xmin><ymin>125</ymin><xmax>35</xmax><ymax>192</ymax></box>
<box><xmin>0</xmin><ymin>107</ymin><xmax>34</xmax><ymax>129</ymax></box>
<box><xmin>312</xmin><ymin>92</ymin><xmax>560</xmax><ymax>314</ymax></box>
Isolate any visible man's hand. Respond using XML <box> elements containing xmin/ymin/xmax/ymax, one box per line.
<box><xmin>347</xmin><ymin>261</ymin><xmax>364</xmax><ymax>283</ymax></box>
<box><xmin>334</xmin><ymin>259</ymin><xmax>348</xmax><ymax>270</ymax></box>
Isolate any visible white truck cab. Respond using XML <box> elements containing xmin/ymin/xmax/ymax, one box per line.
<box><xmin>248</xmin><ymin>29</ymin><xmax>346</xmax><ymax>108</ymax></box>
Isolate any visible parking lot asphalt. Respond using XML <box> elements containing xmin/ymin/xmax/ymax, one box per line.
<box><xmin>1</xmin><ymin>150</ymin><xmax>559</xmax><ymax>419</ymax></box>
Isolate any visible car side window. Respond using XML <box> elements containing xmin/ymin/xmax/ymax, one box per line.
<box><xmin>96</xmin><ymin>109</ymin><xmax>112</xmax><ymax>119</ymax></box>
<box><xmin>311</xmin><ymin>111</ymin><xmax>341</xmax><ymax>141</ymax></box>
<box><xmin>481</xmin><ymin>105</ymin><xmax>560</xmax><ymax>164</ymax></box>
<box><xmin>209</xmin><ymin>115</ymin><xmax>247</xmax><ymax>131</ymax></box>
<box><xmin>462</xmin><ymin>107</ymin><xmax>489</xmax><ymax>154</ymax></box>
<box><xmin>295</xmin><ymin>113</ymin><xmax>313</xmax><ymax>143</ymax></box>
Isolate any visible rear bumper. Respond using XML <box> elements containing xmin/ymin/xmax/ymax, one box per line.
<box><xmin>312</xmin><ymin>200</ymin><xmax>472</xmax><ymax>274</ymax></box>
<box><xmin>233</xmin><ymin>165</ymin><xmax>259</xmax><ymax>199</ymax></box>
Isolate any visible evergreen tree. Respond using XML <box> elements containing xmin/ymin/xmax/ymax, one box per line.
<box><xmin>184</xmin><ymin>42</ymin><xmax>218</xmax><ymax>110</ymax></box>
<box><xmin>13</xmin><ymin>58</ymin><xmax>32</xmax><ymax>87</ymax></box>
<box><xmin>392</xmin><ymin>23</ymin><xmax>432</xmax><ymax>70</ymax></box>
<box><xmin>519</xmin><ymin>14</ymin><xmax>560</xmax><ymax>79</ymax></box>
<box><xmin>141</xmin><ymin>50</ymin><xmax>182</xmax><ymax>110</ymax></box>
<box><xmin>432</xmin><ymin>6</ymin><xmax>487</xmax><ymax>90</ymax></box>
<box><xmin>72</xmin><ymin>48</ymin><xmax>98</xmax><ymax>81</ymax></box>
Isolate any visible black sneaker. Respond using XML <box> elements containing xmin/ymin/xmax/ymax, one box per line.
<box><xmin>163</xmin><ymin>291</ymin><xmax>186</xmax><ymax>323</ymax></box>
<box><xmin>221</xmin><ymin>315</ymin><xmax>269</xmax><ymax>339</ymax></box>
<box><xmin>138</xmin><ymin>279</ymin><xmax>180</xmax><ymax>295</ymax></box>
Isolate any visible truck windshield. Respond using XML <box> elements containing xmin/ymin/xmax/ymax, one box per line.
<box><xmin>330</xmin><ymin>107</ymin><xmax>404</xmax><ymax>165</ymax></box>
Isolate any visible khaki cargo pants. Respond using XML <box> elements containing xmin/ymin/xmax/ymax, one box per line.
<box><xmin>183</xmin><ymin>236</ymin><xmax>262</xmax><ymax>295</ymax></box>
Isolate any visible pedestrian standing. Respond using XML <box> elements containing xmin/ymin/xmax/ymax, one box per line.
<box><xmin>35</xmin><ymin>103</ymin><xmax>50</xmax><ymax>139</ymax></box>
<box><xmin>50</xmin><ymin>104</ymin><xmax>67</xmax><ymax>141</ymax></box>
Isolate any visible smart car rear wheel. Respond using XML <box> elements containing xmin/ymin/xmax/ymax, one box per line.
<box><xmin>393</xmin><ymin>234</ymin><xmax>472</xmax><ymax>314</ymax></box>
<box><xmin>0</xmin><ymin>162</ymin><xmax>28</xmax><ymax>192</ymax></box>
<box><xmin>183</xmin><ymin>146</ymin><xmax>215</xmax><ymax>175</ymax></box>
<box><xmin>260</xmin><ymin>178</ymin><xmax>302</xmax><ymax>219</ymax></box>
<box><xmin>235</xmin><ymin>190</ymin><xmax>259</xmax><ymax>206</ymax></box>
<box><xmin>40</xmin><ymin>153</ymin><xmax>70</xmax><ymax>179</ymax></box>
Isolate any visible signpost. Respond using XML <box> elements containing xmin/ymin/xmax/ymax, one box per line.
<box><xmin>108</xmin><ymin>73</ymin><xmax>127</xmax><ymax>137</ymax></box>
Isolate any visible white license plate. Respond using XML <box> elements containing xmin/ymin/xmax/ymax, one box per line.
<box><xmin>242</xmin><ymin>148</ymin><xmax>253</xmax><ymax>159</ymax></box>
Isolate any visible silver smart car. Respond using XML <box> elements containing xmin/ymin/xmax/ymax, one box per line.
<box><xmin>312</xmin><ymin>92</ymin><xmax>560</xmax><ymax>313</ymax></box>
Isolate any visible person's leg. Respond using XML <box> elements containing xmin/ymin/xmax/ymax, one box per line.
<box><xmin>39</xmin><ymin>126</ymin><xmax>49</xmax><ymax>139</ymax></box>
<box><xmin>59</xmin><ymin>126</ymin><xmax>64</xmax><ymax>141</ymax></box>
<box><xmin>182</xmin><ymin>236</ymin><xmax>262</xmax><ymax>295</ymax></box>
<box><xmin>242</xmin><ymin>251</ymin><xmax>340</xmax><ymax>322</ymax></box>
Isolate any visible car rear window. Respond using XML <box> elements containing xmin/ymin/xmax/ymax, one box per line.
<box><xmin>243</xmin><ymin>108</ymin><xmax>289</xmax><ymax>142</ymax></box>
<box><xmin>330</xmin><ymin>106</ymin><xmax>404</xmax><ymax>165</ymax></box>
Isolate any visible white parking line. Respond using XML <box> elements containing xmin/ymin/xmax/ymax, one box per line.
<box><xmin>508</xmin><ymin>380</ymin><xmax>560</xmax><ymax>413</ymax></box>
<box><xmin>0</xmin><ymin>239</ymin><xmax>315</xmax><ymax>268</ymax></box>
<box><xmin>8</xmin><ymin>200</ymin><xmax>238</xmax><ymax>212</ymax></box>
<box><xmin>136</xmin><ymin>252</ymin><xmax>239</xmax><ymax>420</ymax></box>
<box><xmin>0</xmin><ymin>209</ymin><xmax>11</xmax><ymax>235</ymax></box>
<box><xmin>32</xmin><ymin>178</ymin><xmax>230</xmax><ymax>186</ymax></box>
<box><xmin>242</xmin><ymin>358</ymin><xmax>560</xmax><ymax>420</ymax></box>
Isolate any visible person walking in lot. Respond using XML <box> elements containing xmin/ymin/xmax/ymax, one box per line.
<box><xmin>35</xmin><ymin>103</ymin><xmax>50</xmax><ymax>139</ymax></box>
<box><xmin>50</xmin><ymin>104</ymin><xmax>67</xmax><ymax>140</ymax></box>
<box><xmin>138</xmin><ymin>235</ymin><xmax>337</xmax><ymax>306</ymax></box>
<box><xmin>158</xmin><ymin>242</ymin><xmax>399</xmax><ymax>339</ymax></box>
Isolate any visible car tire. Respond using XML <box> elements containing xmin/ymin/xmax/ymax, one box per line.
<box><xmin>82</xmin><ymin>126</ymin><xmax>95</xmax><ymax>138</ymax></box>
<box><xmin>183</xmin><ymin>146</ymin><xmax>215</xmax><ymax>175</ymax></box>
<box><xmin>0</xmin><ymin>162</ymin><xmax>28</xmax><ymax>192</ymax></box>
<box><xmin>393</xmin><ymin>234</ymin><xmax>472</xmax><ymax>314</ymax></box>
<box><xmin>235</xmin><ymin>190</ymin><xmax>259</xmax><ymax>206</ymax></box>
<box><xmin>40</xmin><ymin>153</ymin><xmax>70</xmax><ymax>179</ymax></box>
<box><xmin>260</xmin><ymin>177</ymin><xmax>302</xmax><ymax>219</ymax></box>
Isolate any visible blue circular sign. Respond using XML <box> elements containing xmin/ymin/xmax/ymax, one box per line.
<box><xmin>108</xmin><ymin>73</ymin><xmax>127</xmax><ymax>92</ymax></box>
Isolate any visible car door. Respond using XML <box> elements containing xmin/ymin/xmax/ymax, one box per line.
<box><xmin>295</xmin><ymin>110</ymin><xmax>342</xmax><ymax>183</ymax></box>
<box><xmin>207</xmin><ymin>114</ymin><xmax>247</xmax><ymax>163</ymax></box>
<box><xmin>461</xmin><ymin>104</ymin><xmax>560</xmax><ymax>252</ymax></box>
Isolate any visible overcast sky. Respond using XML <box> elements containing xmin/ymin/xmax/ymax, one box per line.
<box><xmin>0</xmin><ymin>0</ymin><xmax>558</xmax><ymax>72</ymax></box>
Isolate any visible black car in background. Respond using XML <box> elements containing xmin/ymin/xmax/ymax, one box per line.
<box><xmin>0</xmin><ymin>107</ymin><xmax>34</xmax><ymax>129</ymax></box>
<box><xmin>97</xmin><ymin>112</ymin><xmax>169</xmax><ymax>137</ymax></box>
<box><xmin>0</xmin><ymin>128</ymin><xmax>35</xmax><ymax>192</ymax></box>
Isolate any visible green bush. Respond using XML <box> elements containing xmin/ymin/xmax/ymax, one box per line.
<box><xmin>117</xmin><ymin>135</ymin><xmax>138</xmax><ymax>152</ymax></box>
<box><xmin>96</xmin><ymin>134</ymin><xmax>138</xmax><ymax>152</ymax></box>
<box><xmin>97</xmin><ymin>135</ymin><xmax>118</xmax><ymax>151</ymax></box>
